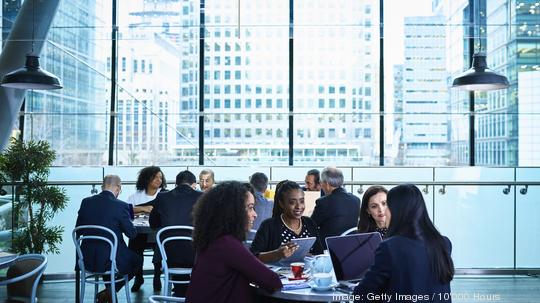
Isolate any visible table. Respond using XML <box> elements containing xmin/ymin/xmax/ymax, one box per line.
<box><xmin>259</xmin><ymin>284</ymin><xmax>352</xmax><ymax>302</ymax></box>
<box><xmin>257</xmin><ymin>266</ymin><xmax>354</xmax><ymax>302</ymax></box>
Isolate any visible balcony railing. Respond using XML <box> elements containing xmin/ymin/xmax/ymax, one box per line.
<box><xmin>1</xmin><ymin>166</ymin><xmax>539</xmax><ymax>276</ymax></box>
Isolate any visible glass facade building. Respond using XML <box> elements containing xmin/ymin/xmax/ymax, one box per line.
<box><xmin>0</xmin><ymin>0</ymin><xmax>538</xmax><ymax>167</ymax></box>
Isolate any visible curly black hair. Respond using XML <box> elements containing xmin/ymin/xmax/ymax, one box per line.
<box><xmin>271</xmin><ymin>180</ymin><xmax>301</xmax><ymax>218</ymax></box>
<box><xmin>135</xmin><ymin>166</ymin><xmax>167</xmax><ymax>191</ymax></box>
<box><xmin>192</xmin><ymin>181</ymin><xmax>254</xmax><ymax>251</ymax></box>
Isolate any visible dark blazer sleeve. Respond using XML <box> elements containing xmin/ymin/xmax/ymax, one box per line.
<box><xmin>310</xmin><ymin>197</ymin><xmax>327</xmax><ymax>227</ymax></box>
<box><xmin>353</xmin><ymin>241</ymin><xmax>392</xmax><ymax>302</ymax></box>
<box><xmin>303</xmin><ymin>217</ymin><xmax>324</xmax><ymax>255</ymax></box>
<box><xmin>148</xmin><ymin>195</ymin><xmax>161</xmax><ymax>228</ymax></box>
<box><xmin>119</xmin><ymin>202</ymin><xmax>137</xmax><ymax>239</ymax></box>
<box><xmin>250</xmin><ymin>218</ymin><xmax>277</xmax><ymax>256</ymax></box>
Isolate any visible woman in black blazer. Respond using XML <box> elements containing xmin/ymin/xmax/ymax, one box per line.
<box><xmin>354</xmin><ymin>184</ymin><xmax>454</xmax><ymax>303</ymax></box>
<box><xmin>250</xmin><ymin>180</ymin><xmax>324</xmax><ymax>263</ymax></box>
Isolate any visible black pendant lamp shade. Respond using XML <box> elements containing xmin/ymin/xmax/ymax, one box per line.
<box><xmin>1</xmin><ymin>54</ymin><xmax>62</xmax><ymax>90</ymax></box>
<box><xmin>452</xmin><ymin>53</ymin><xmax>509</xmax><ymax>91</ymax></box>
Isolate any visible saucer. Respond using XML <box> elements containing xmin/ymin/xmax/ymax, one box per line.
<box><xmin>288</xmin><ymin>275</ymin><xmax>308</xmax><ymax>281</ymax></box>
<box><xmin>309</xmin><ymin>281</ymin><xmax>339</xmax><ymax>291</ymax></box>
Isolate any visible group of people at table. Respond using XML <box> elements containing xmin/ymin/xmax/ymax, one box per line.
<box><xmin>75</xmin><ymin>166</ymin><xmax>454</xmax><ymax>303</ymax></box>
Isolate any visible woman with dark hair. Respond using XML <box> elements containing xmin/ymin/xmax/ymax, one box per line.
<box><xmin>358</xmin><ymin>185</ymin><xmax>389</xmax><ymax>238</ymax></box>
<box><xmin>353</xmin><ymin>184</ymin><xmax>454</xmax><ymax>303</ymax></box>
<box><xmin>186</xmin><ymin>181</ymin><xmax>282</xmax><ymax>303</ymax></box>
<box><xmin>127</xmin><ymin>166</ymin><xmax>167</xmax><ymax>214</ymax></box>
<box><xmin>127</xmin><ymin>166</ymin><xmax>167</xmax><ymax>292</ymax></box>
<box><xmin>250</xmin><ymin>180</ymin><xmax>324</xmax><ymax>263</ymax></box>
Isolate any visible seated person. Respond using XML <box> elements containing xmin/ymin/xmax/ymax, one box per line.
<box><xmin>357</xmin><ymin>185</ymin><xmax>389</xmax><ymax>239</ymax></box>
<box><xmin>198</xmin><ymin>169</ymin><xmax>215</xmax><ymax>192</ymax></box>
<box><xmin>75</xmin><ymin>175</ymin><xmax>142</xmax><ymax>303</ymax></box>
<box><xmin>249</xmin><ymin>172</ymin><xmax>273</xmax><ymax>230</ymax></box>
<box><xmin>127</xmin><ymin>166</ymin><xmax>167</xmax><ymax>292</ymax></box>
<box><xmin>302</xmin><ymin>169</ymin><xmax>325</xmax><ymax>197</ymax></box>
<box><xmin>250</xmin><ymin>180</ymin><xmax>324</xmax><ymax>263</ymax></box>
<box><xmin>186</xmin><ymin>181</ymin><xmax>282</xmax><ymax>303</ymax></box>
<box><xmin>353</xmin><ymin>184</ymin><xmax>454</xmax><ymax>303</ymax></box>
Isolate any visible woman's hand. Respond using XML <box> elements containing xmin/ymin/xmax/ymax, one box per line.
<box><xmin>277</xmin><ymin>241</ymin><xmax>299</xmax><ymax>259</ymax></box>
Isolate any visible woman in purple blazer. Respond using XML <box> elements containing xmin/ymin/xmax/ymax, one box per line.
<box><xmin>354</xmin><ymin>184</ymin><xmax>454</xmax><ymax>303</ymax></box>
<box><xmin>186</xmin><ymin>181</ymin><xmax>282</xmax><ymax>303</ymax></box>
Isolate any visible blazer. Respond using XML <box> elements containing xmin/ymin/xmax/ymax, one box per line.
<box><xmin>149</xmin><ymin>184</ymin><xmax>203</xmax><ymax>266</ymax></box>
<box><xmin>311</xmin><ymin>187</ymin><xmax>360</xmax><ymax>248</ymax></box>
<box><xmin>353</xmin><ymin>236</ymin><xmax>453</xmax><ymax>303</ymax></box>
<box><xmin>75</xmin><ymin>191</ymin><xmax>139</xmax><ymax>274</ymax></box>
<box><xmin>250</xmin><ymin>216</ymin><xmax>324</xmax><ymax>257</ymax></box>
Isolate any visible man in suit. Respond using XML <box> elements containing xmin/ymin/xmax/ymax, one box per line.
<box><xmin>249</xmin><ymin>172</ymin><xmax>273</xmax><ymax>230</ymax></box>
<box><xmin>75</xmin><ymin>175</ymin><xmax>142</xmax><ymax>303</ymax></box>
<box><xmin>149</xmin><ymin>170</ymin><xmax>202</xmax><ymax>297</ymax></box>
<box><xmin>311</xmin><ymin>167</ymin><xmax>360</xmax><ymax>248</ymax></box>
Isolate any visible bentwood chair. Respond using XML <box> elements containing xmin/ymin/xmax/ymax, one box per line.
<box><xmin>73</xmin><ymin>225</ymin><xmax>131</xmax><ymax>303</ymax></box>
<box><xmin>156</xmin><ymin>225</ymin><xmax>194</xmax><ymax>297</ymax></box>
<box><xmin>0</xmin><ymin>254</ymin><xmax>47</xmax><ymax>303</ymax></box>
<box><xmin>340</xmin><ymin>227</ymin><xmax>358</xmax><ymax>236</ymax></box>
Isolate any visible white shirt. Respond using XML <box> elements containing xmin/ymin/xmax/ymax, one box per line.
<box><xmin>126</xmin><ymin>188</ymin><xmax>162</xmax><ymax>206</ymax></box>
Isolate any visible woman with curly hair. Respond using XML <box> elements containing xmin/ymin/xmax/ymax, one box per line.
<box><xmin>127</xmin><ymin>166</ymin><xmax>167</xmax><ymax>215</ymax></box>
<box><xmin>250</xmin><ymin>180</ymin><xmax>324</xmax><ymax>263</ymax></box>
<box><xmin>358</xmin><ymin>185</ymin><xmax>389</xmax><ymax>238</ymax></box>
<box><xmin>127</xmin><ymin>166</ymin><xmax>167</xmax><ymax>292</ymax></box>
<box><xmin>186</xmin><ymin>181</ymin><xmax>282</xmax><ymax>303</ymax></box>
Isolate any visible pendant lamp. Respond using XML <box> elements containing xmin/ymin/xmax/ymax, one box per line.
<box><xmin>451</xmin><ymin>53</ymin><xmax>509</xmax><ymax>91</ymax></box>
<box><xmin>1</xmin><ymin>0</ymin><xmax>62</xmax><ymax>90</ymax></box>
<box><xmin>451</xmin><ymin>0</ymin><xmax>508</xmax><ymax>91</ymax></box>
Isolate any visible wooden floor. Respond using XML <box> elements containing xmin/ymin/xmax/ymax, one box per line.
<box><xmin>0</xmin><ymin>275</ymin><xmax>539</xmax><ymax>302</ymax></box>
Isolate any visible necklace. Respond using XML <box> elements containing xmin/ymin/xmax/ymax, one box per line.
<box><xmin>280</xmin><ymin>214</ymin><xmax>302</xmax><ymax>234</ymax></box>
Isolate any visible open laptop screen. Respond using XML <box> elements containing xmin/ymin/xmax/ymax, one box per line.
<box><xmin>325</xmin><ymin>232</ymin><xmax>382</xmax><ymax>282</ymax></box>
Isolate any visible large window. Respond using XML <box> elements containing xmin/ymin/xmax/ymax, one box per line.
<box><xmin>4</xmin><ymin>0</ymin><xmax>539</xmax><ymax>166</ymax></box>
<box><xmin>21</xmin><ymin>1</ymin><xmax>111</xmax><ymax>165</ymax></box>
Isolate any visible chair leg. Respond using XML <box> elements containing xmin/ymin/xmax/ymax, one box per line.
<box><xmin>108</xmin><ymin>271</ymin><xmax>115</xmax><ymax>303</ymax></box>
<box><xmin>94</xmin><ymin>276</ymin><xmax>99</xmax><ymax>302</ymax></box>
<box><xmin>163</xmin><ymin>270</ymin><xmax>169</xmax><ymax>296</ymax></box>
<box><xmin>80</xmin><ymin>276</ymin><xmax>85</xmax><ymax>303</ymax></box>
<box><xmin>124</xmin><ymin>275</ymin><xmax>131</xmax><ymax>303</ymax></box>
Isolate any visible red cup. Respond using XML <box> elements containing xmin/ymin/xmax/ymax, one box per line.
<box><xmin>290</xmin><ymin>262</ymin><xmax>305</xmax><ymax>278</ymax></box>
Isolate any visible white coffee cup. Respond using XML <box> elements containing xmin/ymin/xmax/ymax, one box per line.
<box><xmin>312</xmin><ymin>272</ymin><xmax>332</xmax><ymax>287</ymax></box>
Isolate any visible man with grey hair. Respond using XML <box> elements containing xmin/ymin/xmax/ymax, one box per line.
<box><xmin>75</xmin><ymin>175</ymin><xmax>141</xmax><ymax>302</ymax></box>
<box><xmin>311</xmin><ymin>167</ymin><xmax>360</xmax><ymax>249</ymax></box>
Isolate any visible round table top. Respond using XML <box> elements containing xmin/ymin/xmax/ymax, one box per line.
<box><xmin>259</xmin><ymin>286</ymin><xmax>352</xmax><ymax>302</ymax></box>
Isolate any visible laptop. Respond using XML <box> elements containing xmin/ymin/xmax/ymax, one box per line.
<box><xmin>325</xmin><ymin>232</ymin><xmax>382</xmax><ymax>292</ymax></box>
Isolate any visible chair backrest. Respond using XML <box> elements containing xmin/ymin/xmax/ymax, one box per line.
<box><xmin>156</xmin><ymin>225</ymin><xmax>194</xmax><ymax>263</ymax></box>
<box><xmin>72</xmin><ymin>225</ymin><xmax>118</xmax><ymax>273</ymax></box>
<box><xmin>3</xmin><ymin>254</ymin><xmax>47</xmax><ymax>302</ymax></box>
<box><xmin>340</xmin><ymin>227</ymin><xmax>358</xmax><ymax>236</ymax></box>
<box><xmin>148</xmin><ymin>295</ymin><xmax>186</xmax><ymax>302</ymax></box>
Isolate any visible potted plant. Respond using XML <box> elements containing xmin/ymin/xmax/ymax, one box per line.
<box><xmin>0</xmin><ymin>137</ymin><xmax>68</xmax><ymax>255</ymax></box>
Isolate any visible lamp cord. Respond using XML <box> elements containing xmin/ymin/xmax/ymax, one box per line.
<box><xmin>31</xmin><ymin>0</ymin><xmax>35</xmax><ymax>54</ymax></box>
